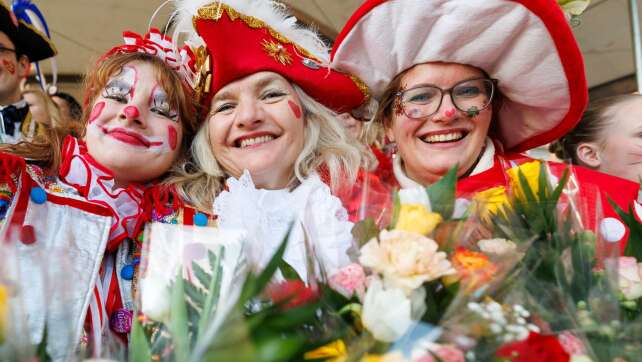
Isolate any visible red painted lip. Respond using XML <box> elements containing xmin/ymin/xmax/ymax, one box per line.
<box><xmin>103</xmin><ymin>127</ymin><xmax>151</xmax><ymax>148</ymax></box>
<box><xmin>233</xmin><ymin>131</ymin><xmax>279</xmax><ymax>147</ymax></box>
<box><xmin>418</xmin><ymin>128</ymin><xmax>470</xmax><ymax>138</ymax></box>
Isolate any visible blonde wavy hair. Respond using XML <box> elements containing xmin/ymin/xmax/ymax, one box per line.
<box><xmin>167</xmin><ymin>84</ymin><xmax>367</xmax><ymax>211</ymax></box>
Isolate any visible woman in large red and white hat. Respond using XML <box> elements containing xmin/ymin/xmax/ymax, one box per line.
<box><xmin>331</xmin><ymin>0</ymin><xmax>639</xmax><ymax>246</ymax></box>
<box><xmin>169</xmin><ymin>0</ymin><xmax>369</xmax><ymax>279</ymax></box>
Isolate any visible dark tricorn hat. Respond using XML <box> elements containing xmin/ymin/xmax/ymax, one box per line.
<box><xmin>0</xmin><ymin>1</ymin><xmax>56</xmax><ymax>62</ymax></box>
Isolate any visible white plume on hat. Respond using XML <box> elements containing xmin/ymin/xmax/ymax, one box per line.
<box><xmin>170</xmin><ymin>0</ymin><xmax>330</xmax><ymax>63</ymax></box>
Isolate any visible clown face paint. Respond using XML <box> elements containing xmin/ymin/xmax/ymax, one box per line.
<box><xmin>208</xmin><ymin>71</ymin><xmax>305</xmax><ymax>189</ymax></box>
<box><xmin>387</xmin><ymin>62</ymin><xmax>492</xmax><ymax>185</ymax></box>
<box><xmin>596</xmin><ymin>98</ymin><xmax>642</xmax><ymax>182</ymax></box>
<box><xmin>84</xmin><ymin>60</ymin><xmax>183</xmax><ymax>185</ymax></box>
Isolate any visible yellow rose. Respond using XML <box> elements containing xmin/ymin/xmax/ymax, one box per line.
<box><xmin>0</xmin><ymin>283</ymin><xmax>7</xmax><ymax>343</ymax></box>
<box><xmin>473</xmin><ymin>186</ymin><xmax>508</xmax><ymax>220</ymax></box>
<box><xmin>395</xmin><ymin>203</ymin><xmax>443</xmax><ymax>235</ymax></box>
<box><xmin>359</xmin><ymin>230</ymin><xmax>456</xmax><ymax>294</ymax></box>
<box><xmin>506</xmin><ymin>161</ymin><xmax>542</xmax><ymax>201</ymax></box>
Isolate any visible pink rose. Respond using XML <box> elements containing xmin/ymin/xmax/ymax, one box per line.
<box><xmin>558</xmin><ymin>331</ymin><xmax>586</xmax><ymax>355</ymax></box>
<box><xmin>329</xmin><ymin>263</ymin><xmax>367</xmax><ymax>300</ymax></box>
<box><xmin>415</xmin><ymin>343</ymin><xmax>465</xmax><ymax>362</ymax></box>
<box><xmin>617</xmin><ymin>257</ymin><xmax>642</xmax><ymax>300</ymax></box>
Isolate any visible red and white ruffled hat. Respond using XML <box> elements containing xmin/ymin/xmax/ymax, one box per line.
<box><xmin>171</xmin><ymin>0</ymin><xmax>369</xmax><ymax>113</ymax></box>
<box><xmin>331</xmin><ymin>0</ymin><xmax>588</xmax><ymax>152</ymax></box>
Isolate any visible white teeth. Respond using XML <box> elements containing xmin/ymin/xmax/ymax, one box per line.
<box><xmin>239</xmin><ymin>135</ymin><xmax>275</xmax><ymax>148</ymax></box>
<box><xmin>422</xmin><ymin>132</ymin><xmax>464</xmax><ymax>143</ymax></box>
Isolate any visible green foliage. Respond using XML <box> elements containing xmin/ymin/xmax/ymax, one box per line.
<box><xmin>609</xmin><ymin>198</ymin><xmax>642</xmax><ymax>260</ymax></box>
<box><xmin>425</xmin><ymin>165</ymin><xmax>458</xmax><ymax>218</ymax></box>
<box><xmin>351</xmin><ymin>217</ymin><xmax>379</xmax><ymax>247</ymax></box>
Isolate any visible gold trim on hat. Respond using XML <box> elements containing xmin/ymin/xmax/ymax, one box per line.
<box><xmin>193</xmin><ymin>2</ymin><xmax>370</xmax><ymax>102</ymax></box>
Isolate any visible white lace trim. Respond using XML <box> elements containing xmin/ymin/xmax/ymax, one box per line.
<box><xmin>213</xmin><ymin>170</ymin><xmax>353</xmax><ymax>281</ymax></box>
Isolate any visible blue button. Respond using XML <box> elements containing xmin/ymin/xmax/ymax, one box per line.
<box><xmin>171</xmin><ymin>219</ymin><xmax>178</xmax><ymax>224</ymax></box>
<box><xmin>120</xmin><ymin>264</ymin><xmax>135</xmax><ymax>280</ymax></box>
<box><xmin>0</xmin><ymin>199</ymin><xmax>9</xmax><ymax>219</ymax></box>
<box><xmin>30</xmin><ymin>187</ymin><xmax>47</xmax><ymax>204</ymax></box>
<box><xmin>132</xmin><ymin>257</ymin><xmax>140</xmax><ymax>265</ymax></box>
<box><xmin>193</xmin><ymin>212</ymin><xmax>208</xmax><ymax>226</ymax></box>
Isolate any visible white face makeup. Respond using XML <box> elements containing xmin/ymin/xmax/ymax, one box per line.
<box><xmin>207</xmin><ymin>71</ymin><xmax>305</xmax><ymax>190</ymax></box>
<box><xmin>84</xmin><ymin>60</ymin><xmax>183</xmax><ymax>185</ymax></box>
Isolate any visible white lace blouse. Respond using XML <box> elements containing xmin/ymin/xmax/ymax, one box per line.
<box><xmin>213</xmin><ymin>171</ymin><xmax>354</xmax><ymax>282</ymax></box>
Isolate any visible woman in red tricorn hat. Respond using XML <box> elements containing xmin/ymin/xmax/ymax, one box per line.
<box><xmin>163</xmin><ymin>0</ymin><xmax>370</xmax><ymax>280</ymax></box>
<box><xmin>331</xmin><ymin>0</ymin><xmax>639</xmax><ymax>248</ymax></box>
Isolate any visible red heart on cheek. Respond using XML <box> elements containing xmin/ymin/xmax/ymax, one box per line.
<box><xmin>2</xmin><ymin>59</ymin><xmax>16</xmax><ymax>75</ymax></box>
<box><xmin>168</xmin><ymin>125</ymin><xmax>178</xmax><ymax>150</ymax></box>
<box><xmin>288</xmin><ymin>100</ymin><xmax>302</xmax><ymax>119</ymax></box>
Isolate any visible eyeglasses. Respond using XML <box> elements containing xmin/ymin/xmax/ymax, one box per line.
<box><xmin>0</xmin><ymin>46</ymin><xmax>17</xmax><ymax>54</ymax></box>
<box><xmin>395</xmin><ymin>78</ymin><xmax>497</xmax><ymax>119</ymax></box>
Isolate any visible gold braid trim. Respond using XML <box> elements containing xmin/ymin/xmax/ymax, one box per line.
<box><xmin>193</xmin><ymin>2</ymin><xmax>370</xmax><ymax>102</ymax></box>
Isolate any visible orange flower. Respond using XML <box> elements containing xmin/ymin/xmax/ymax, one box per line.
<box><xmin>451</xmin><ymin>247</ymin><xmax>497</xmax><ymax>286</ymax></box>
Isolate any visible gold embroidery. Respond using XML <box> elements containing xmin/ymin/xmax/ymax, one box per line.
<box><xmin>261</xmin><ymin>39</ymin><xmax>292</xmax><ymax>65</ymax></box>
<box><xmin>193</xmin><ymin>2</ymin><xmax>371</xmax><ymax>101</ymax></box>
<box><xmin>193</xmin><ymin>45</ymin><xmax>212</xmax><ymax>102</ymax></box>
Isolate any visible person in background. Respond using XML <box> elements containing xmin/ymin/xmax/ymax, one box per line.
<box><xmin>550</xmin><ymin>94</ymin><xmax>642</xmax><ymax>183</ymax></box>
<box><xmin>51</xmin><ymin>91</ymin><xmax>82</xmax><ymax>122</ymax></box>
<box><xmin>21</xmin><ymin>84</ymin><xmax>64</xmax><ymax>128</ymax></box>
<box><xmin>0</xmin><ymin>1</ymin><xmax>56</xmax><ymax>143</ymax></box>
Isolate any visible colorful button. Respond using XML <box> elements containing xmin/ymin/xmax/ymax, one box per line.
<box><xmin>120</xmin><ymin>264</ymin><xmax>135</xmax><ymax>280</ymax></box>
<box><xmin>132</xmin><ymin>257</ymin><xmax>140</xmax><ymax>265</ymax></box>
<box><xmin>193</xmin><ymin>212</ymin><xmax>208</xmax><ymax>226</ymax></box>
<box><xmin>20</xmin><ymin>225</ymin><xmax>36</xmax><ymax>245</ymax></box>
<box><xmin>30</xmin><ymin>187</ymin><xmax>47</xmax><ymax>204</ymax></box>
<box><xmin>0</xmin><ymin>199</ymin><xmax>9</xmax><ymax>219</ymax></box>
<box><xmin>109</xmin><ymin>308</ymin><xmax>133</xmax><ymax>334</ymax></box>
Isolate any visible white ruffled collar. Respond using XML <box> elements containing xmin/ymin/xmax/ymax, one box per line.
<box><xmin>393</xmin><ymin>138</ymin><xmax>496</xmax><ymax>189</ymax></box>
<box><xmin>213</xmin><ymin>170</ymin><xmax>352</xmax><ymax>281</ymax></box>
<box><xmin>58</xmin><ymin>136</ymin><xmax>145</xmax><ymax>250</ymax></box>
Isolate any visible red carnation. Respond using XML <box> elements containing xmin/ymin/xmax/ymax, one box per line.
<box><xmin>266</xmin><ymin>280</ymin><xmax>318</xmax><ymax>309</ymax></box>
<box><xmin>496</xmin><ymin>332</ymin><xmax>570</xmax><ymax>362</ymax></box>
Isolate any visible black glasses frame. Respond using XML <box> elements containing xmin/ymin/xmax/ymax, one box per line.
<box><xmin>395</xmin><ymin>77</ymin><xmax>498</xmax><ymax>119</ymax></box>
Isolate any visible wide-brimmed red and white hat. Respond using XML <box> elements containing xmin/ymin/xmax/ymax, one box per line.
<box><xmin>331</xmin><ymin>0</ymin><xmax>587</xmax><ymax>152</ymax></box>
<box><xmin>171</xmin><ymin>0</ymin><xmax>369</xmax><ymax>113</ymax></box>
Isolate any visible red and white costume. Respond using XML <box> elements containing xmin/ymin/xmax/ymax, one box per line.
<box><xmin>331</xmin><ymin>0</ymin><xmax>639</xmax><ymax>246</ymax></box>
<box><xmin>0</xmin><ymin>29</ymin><xmax>196</xmax><ymax>360</ymax></box>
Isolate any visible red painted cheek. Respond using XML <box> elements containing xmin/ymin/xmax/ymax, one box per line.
<box><xmin>168</xmin><ymin>125</ymin><xmax>178</xmax><ymax>150</ymax></box>
<box><xmin>2</xmin><ymin>59</ymin><xmax>16</xmax><ymax>75</ymax></box>
<box><xmin>288</xmin><ymin>100</ymin><xmax>302</xmax><ymax>119</ymax></box>
<box><xmin>123</xmin><ymin>105</ymin><xmax>140</xmax><ymax>119</ymax></box>
<box><xmin>88</xmin><ymin>101</ymin><xmax>105</xmax><ymax>124</ymax></box>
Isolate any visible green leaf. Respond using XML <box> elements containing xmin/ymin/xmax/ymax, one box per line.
<box><xmin>278</xmin><ymin>259</ymin><xmax>303</xmax><ymax>281</ymax></box>
<box><xmin>198</xmin><ymin>247</ymin><xmax>225</xmax><ymax>337</ymax></box>
<box><xmin>37</xmin><ymin>325</ymin><xmax>51</xmax><ymax>362</ymax></box>
<box><xmin>240</xmin><ymin>224</ymin><xmax>293</xmax><ymax>303</ymax></box>
<box><xmin>351</xmin><ymin>217</ymin><xmax>379</xmax><ymax>247</ymax></box>
<box><xmin>169</xmin><ymin>270</ymin><xmax>190</xmax><ymax>362</ymax></box>
<box><xmin>426</xmin><ymin>164</ymin><xmax>458</xmax><ymax>218</ymax></box>
<box><xmin>129</xmin><ymin>315</ymin><xmax>152</xmax><ymax>362</ymax></box>
<box><xmin>255</xmin><ymin>335</ymin><xmax>306</xmax><ymax>362</ymax></box>
<box><xmin>390</xmin><ymin>190</ymin><xmax>401</xmax><ymax>229</ymax></box>
<box><xmin>192</xmin><ymin>261</ymin><xmax>211</xmax><ymax>291</ymax></box>
<box><xmin>609</xmin><ymin>197</ymin><xmax>642</xmax><ymax>259</ymax></box>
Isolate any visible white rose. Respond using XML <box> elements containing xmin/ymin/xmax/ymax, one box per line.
<box><xmin>617</xmin><ymin>257</ymin><xmax>642</xmax><ymax>300</ymax></box>
<box><xmin>140</xmin><ymin>275</ymin><xmax>171</xmax><ymax>322</ymax></box>
<box><xmin>362</xmin><ymin>278</ymin><xmax>425</xmax><ymax>342</ymax></box>
<box><xmin>478</xmin><ymin>238</ymin><xmax>516</xmax><ymax>257</ymax></box>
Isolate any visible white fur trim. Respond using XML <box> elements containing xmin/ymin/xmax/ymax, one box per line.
<box><xmin>171</xmin><ymin>0</ymin><xmax>330</xmax><ymax>63</ymax></box>
<box><xmin>332</xmin><ymin>0</ymin><xmax>571</xmax><ymax>150</ymax></box>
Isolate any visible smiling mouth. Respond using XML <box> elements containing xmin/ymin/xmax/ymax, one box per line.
<box><xmin>420</xmin><ymin>130</ymin><xmax>468</xmax><ymax>144</ymax></box>
<box><xmin>235</xmin><ymin>134</ymin><xmax>278</xmax><ymax>148</ymax></box>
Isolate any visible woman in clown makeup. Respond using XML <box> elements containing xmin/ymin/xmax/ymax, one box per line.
<box><xmin>0</xmin><ymin>29</ymin><xmax>199</xmax><ymax>359</ymax></box>
<box><xmin>331</xmin><ymin>0</ymin><xmax>640</xmax><ymax>248</ymax></box>
<box><xmin>163</xmin><ymin>0</ymin><xmax>368</xmax><ymax>281</ymax></box>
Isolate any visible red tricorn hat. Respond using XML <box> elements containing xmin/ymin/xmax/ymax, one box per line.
<box><xmin>175</xmin><ymin>0</ymin><xmax>369</xmax><ymax>114</ymax></box>
<box><xmin>331</xmin><ymin>0</ymin><xmax>588</xmax><ymax>152</ymax></box>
